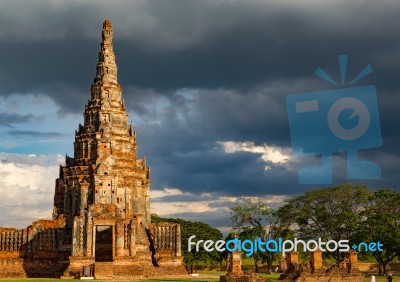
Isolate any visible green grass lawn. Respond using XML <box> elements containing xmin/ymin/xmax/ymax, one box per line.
<box><xmin>0</xmin><ymin>271</ymin><xmax>396</xmax><ymax>281</ymax></box>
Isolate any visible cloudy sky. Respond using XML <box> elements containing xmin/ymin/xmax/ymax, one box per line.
<box><xmin>0</xmin><ymin>0</ymin><xmax>399</xmax><ymax>233</ymax></box>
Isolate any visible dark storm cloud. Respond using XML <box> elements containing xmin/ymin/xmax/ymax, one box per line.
<box><xmin>0</xmin><ymin>113</ymin><xmax>35</xmax><ymax>127</ymax></box>
<box><xmin>0</xmin><ymin>40</ymin><xmax>96</xmax><ymax>113</ymax></box>
<box><xmin>116</xmin><ymin>1</ymin><xmax>400</xmax><ymax>91</ymax></box>
<box><xmin>7</xmin><ymin>130</ymin><xmax>64</xmax><ymax>138</ymax></box>
<box><xmin>129</xmin><ymin>78</ymin><xmax>398</xmax><ymax>196</ymax></box>
<box><xmin>135</xmin><ymin>107</ymin><xmax>302</xmax><ymax>196</ymax></box>
<box><xmin>153</xmin><ymin>193</ymin><xmax>216</xmax><ymax>203</ymax></box>
<box><xmin>0</xmin><ymin>1</ymin><xmax>399</xmax><ymax>109</ymax></box>
<box><xmin>207</xmin><ymin>201</ymin><xmax>235</xmax><ymax>209</ymax></box>
<box><xmin>1</xmin><ymin>0</ymin><xmax>400</xmax><ymax>201</ymax></box>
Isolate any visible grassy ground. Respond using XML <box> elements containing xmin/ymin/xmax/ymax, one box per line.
<box><xmin>0</xmin><ymin>271</ymin><xmax>396</xmax><ymax>281</ymax></box>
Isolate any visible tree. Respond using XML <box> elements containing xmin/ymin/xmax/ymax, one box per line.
<box><xmin>361</xmin><ymin>190</ymin><xmax>400</xmax><ymax>275</ymax></box>
<box><xmin>277</xmin><ymin>184</ymin><xmax>370</xmax><ymax>263</ymax></box>
<box><xmin>231</xmin><ymin>197</ymin><xmax>291</xmax><ymax>273</ymax></box>
<box><xmin>151</xmin><ymin>214</ymin><xmax>224</xmax><ymax>268</ymax></box>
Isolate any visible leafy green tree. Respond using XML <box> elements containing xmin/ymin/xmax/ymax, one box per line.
<box><xmin>277</xmin><ymin>184</ymin><xmax>370</xmax><ymax>263</ymax></box>
<box><xmin>151</xmin><ymin>214</ymin><xmax>223</xmax><ymax>268</ymax></box>
<box><xmin>231</xmin><ymin>197</ymin><xmax>291</xmax><ymax>273</ymax></box>
<box><xmin>361</xmin><ymin>190</ymin><xmax>400</xmax><ymax>275</ymax></box>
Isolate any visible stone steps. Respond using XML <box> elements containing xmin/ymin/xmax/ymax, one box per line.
<box><xmin>94</xmin><ymin>262</ymin><xmax>156</xmax><ymax>278</ymax></box>
<box><xmin>94</xmin><ymin>262</ymin><xmax>114</xmax><ymax>279</ymax></box>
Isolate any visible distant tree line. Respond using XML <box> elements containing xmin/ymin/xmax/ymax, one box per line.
<box><xmin>152</xmin><ymin>184</ymin><xmax>400</xmax><ymax>276</ymax></box>
<box><xmin>231</xmin><ymin>184</ymin><xmax>400</xmax><ymax>276</ymax></box>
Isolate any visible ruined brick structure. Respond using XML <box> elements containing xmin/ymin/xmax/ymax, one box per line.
<box><xmin>220</xmin><ymin>250</ymin><xmax>268</xmax><ymax>282</ymax></box>
<box><xmin>279</xmin><ymin>251</ymin><xmax>363</xmax><ymax>282</ymax></box>
<box><xmin>0</xmin><ymin>20</ymin><xmax>184</xmax><ymax>279</ymax></box>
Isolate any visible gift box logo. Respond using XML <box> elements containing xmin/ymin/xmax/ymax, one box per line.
<box><xmin>286</xmin><ymin>55</ymin><xmax>382</xmax><ymax>184</ymax></box>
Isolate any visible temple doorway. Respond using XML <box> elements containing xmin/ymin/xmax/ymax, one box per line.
<box><xmin>95</xmin><ymin>225</ymin><xmax>113</xmax><ymax>262</ymax></box>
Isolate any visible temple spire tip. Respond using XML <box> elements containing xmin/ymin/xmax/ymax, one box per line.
<box><xmin>103</xmin><ymin>19</ymin><xmax>113</xmax><ymax>31</ymax></box>
<box><xmin>102</xmin><ymin>19</ymin><xmax>113</xmax><ymax>42</ymax></box>
<box><xmin>92</xmin><ymin>19</ymin><xmax>118</xmax><ymax>86</ymax></box>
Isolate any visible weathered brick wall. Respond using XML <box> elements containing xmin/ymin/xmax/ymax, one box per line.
<box><xmin>0</xmin><ymin>258</ymin><xmax>26</xmax><ymax>278</ymax></box>
<box><xmin>22</xmin><ymin>259</ymin><xmax>69</xmax><ymax>278</ymax></box>
<box><xmin>0</xmin><ymin>258</ymin><xmax>69</xmax><ymax>278</ymax></box>
<box><xmin>62</xmin><ymin>257</ymin><xmax>95</xmax><ymax>278</ymax></box>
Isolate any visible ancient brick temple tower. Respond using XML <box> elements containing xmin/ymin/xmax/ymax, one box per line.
<box><xmin>0</xmin><ymin>20</ymin><xmax>184</xmax><ymax>279</ymax></box>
